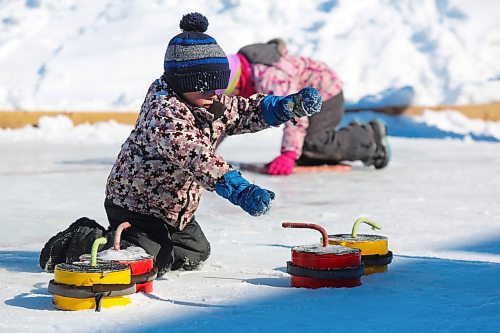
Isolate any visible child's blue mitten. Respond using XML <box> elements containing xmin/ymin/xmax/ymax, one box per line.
<box><xmin>215</xmin><ymin>170</ymin><xmax>275</xmax><ymax>216</ymax></box>
<box><xmin>260</xmin><ymin>86</ymin><xmax>323</xmax><ymax>126</ymax></box>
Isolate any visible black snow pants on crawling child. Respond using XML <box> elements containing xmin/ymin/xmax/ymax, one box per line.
<box><xmin>298</xmin><ymin>91</ymin><xmax>381</xmax><ymax>165</ymax></box>
<box><xmin>39</xmin><ymin>199</ymin><xmax>211</xmax><ymax>277</ymax></box>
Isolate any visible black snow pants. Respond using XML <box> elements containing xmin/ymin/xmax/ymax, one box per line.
<box><xmin>39</xmin><ymin>200</ymin><xmax>210</xmax><ymax>277</ymax></box>
<box><xmin>298</xmin><ymin>91</ymin><xmax>378</xmax><ymax>165</ymax></box>
<box><xmin>104</xmin><ymin>199</ymin><xmax>210</xmax><ymax>276</ymax></box>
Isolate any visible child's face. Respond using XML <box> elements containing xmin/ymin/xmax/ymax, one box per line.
<box><xmin>182</xmin><ymin>90</ymin><xmax>217</xmax><ymax>109</ymax></box>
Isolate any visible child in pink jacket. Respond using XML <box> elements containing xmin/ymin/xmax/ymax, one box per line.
<box><xmin>222</xmin><ymin>39</ymin><xmax>390</xmax><ymax>175</ymax></box>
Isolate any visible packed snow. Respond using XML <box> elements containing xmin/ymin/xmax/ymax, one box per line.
<box><xmin>1</xmin><ymin>0</ymin><xmax>500</xmax><ymax>332</ymax></box>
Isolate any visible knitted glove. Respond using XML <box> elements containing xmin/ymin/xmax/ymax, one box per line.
<box><xmin>260</xmin><ymin>87</ymin><xmax>323</xmax><ymax>126</ymax></box>
<box><xmin>267</xmin><ymin>151</ymin><xmax>297</xmax><ymax>176</ymax></box>
<box><xmin>215</xmin><ymin>170</ymin><xmax>275</xmax><ymax>216</ymax></box>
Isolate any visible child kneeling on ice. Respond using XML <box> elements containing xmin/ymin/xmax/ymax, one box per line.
<box><xmin>39</xmin><ymin>12</ymin><xmax>322</xmax><ymax>277</ymax></box>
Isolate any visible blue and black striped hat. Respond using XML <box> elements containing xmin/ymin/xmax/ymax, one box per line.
<box><xmin>163</xmin><ymin>13</ymin><xmax>230</xmax><ymax>94</ymax></box>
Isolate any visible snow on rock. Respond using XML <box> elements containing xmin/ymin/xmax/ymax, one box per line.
<box><xmin>292</xmin><ymin>244</ymin><xmax>360</xmax><ymax>255</ymax></box>
<box><xmin>79</xmin><ymin>246</ymin><xmax>151</xmax><ymax>262</ymax></box>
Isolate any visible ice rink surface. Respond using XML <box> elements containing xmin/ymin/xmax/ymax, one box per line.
<box><xmin>1</xmin><ymin>128</ymin><xmax>500</xmax><ymax>332</ymax></box>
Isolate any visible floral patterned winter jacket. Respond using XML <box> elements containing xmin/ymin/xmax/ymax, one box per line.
<box><xmin>106</xmin><ymin>77</ymin><xmax>268</xmax><ymax>230</ymax></box>
<box><xmin>251</xmin><ymin>54</ymin><xmax>342</xmax><ymax>156</ymax></box>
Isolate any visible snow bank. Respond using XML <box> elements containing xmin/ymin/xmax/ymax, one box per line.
<box><xmin>415</xmin><ymin>109</ymin><xmax>500</xmax><ymax>140</ymax></box>
<box><xmin>0</xmin><ymin>115</ymin><xmax>132</xmax><ymax>143</ymax></box>
<box><xmin>0</xmin><ymin>0</ymin><xmax>499</xmax><ymax>111</ymax></box>
<box><xmin>2</xmin><ymin>110</ymin><xmax>499</xmax><ymax>143</ymax></box>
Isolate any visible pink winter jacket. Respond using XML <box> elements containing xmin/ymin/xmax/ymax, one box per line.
<box><xmin>251</xmin><ymin>55</ymin><xmax>342</xmax><ymax>156</ymax></box>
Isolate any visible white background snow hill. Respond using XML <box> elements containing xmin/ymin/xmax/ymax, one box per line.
<box><xmin>1</xmin><ymin>0</ymin><xmax>500</xmax><ymax>111</ymax></box>
<box><xmin>1</xmin><ymin>1</ymin><xmax>500</xmax><ymax>332</ymax></box>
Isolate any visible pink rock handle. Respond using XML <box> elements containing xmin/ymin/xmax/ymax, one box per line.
<box><xmin>113</xmin><ymin>222</ymin><xmax>131</xmax><ymax>250</ymax></box>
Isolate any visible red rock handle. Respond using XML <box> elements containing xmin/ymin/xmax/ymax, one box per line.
<box><xmin>282</xmin><ymin>222</ymin><xmax>329</xmax><ymax>247</ymax></box>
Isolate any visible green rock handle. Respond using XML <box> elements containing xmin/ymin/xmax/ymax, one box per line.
<box><xmin>91</xmin><ymin>237</ymin><xmax>107</xmax><ymax>267</ymax></box>
<box><xmin>351</xmin><ymin>217</ymin><xmax>382</xmax><ymax>238</ymax></box>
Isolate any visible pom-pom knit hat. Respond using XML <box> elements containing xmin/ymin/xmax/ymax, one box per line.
<box><xmin>163</xmin><ymin>12</ymin><xmax>230</xmax><ymax>93</ymax></box>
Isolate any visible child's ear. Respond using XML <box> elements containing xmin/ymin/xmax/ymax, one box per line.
<box><xmin>208</xmin><ymin>100</ymin><xmax>225</xmax><ymax>119</ymax></box>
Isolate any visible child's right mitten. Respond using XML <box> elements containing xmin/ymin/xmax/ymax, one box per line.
<box><xmin>215</xmin><ymin>170</ymin><xmax>275</xmax><ymax>216</ymax></box>
<box><xmin>260</xmin><ymin>86</ymin><xmax>323</xmax><ymax>126</ymax></box>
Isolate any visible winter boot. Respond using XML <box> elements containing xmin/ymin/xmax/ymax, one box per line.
<box><xmin>363</xmin><ymin>120</ymin><xmax>391</xmax><ymax>169</ymax></box>
<box><xmin>348</xmin><ymin>119</ymin><xmax>362</xmax><ymax>127</ymax></box>
<box><xmin>39</xmin><ymin>217</ymin><xmax>106</xmax><ymax>272</ymax></box>
<box><xmin>64</xmin><ymin>220</ymin><xmax>109</xmax><ymax>265</ymax></box>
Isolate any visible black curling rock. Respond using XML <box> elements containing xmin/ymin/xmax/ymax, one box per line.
<box><xmin>179</xmin><ymin>12</ymin><xmax>209</xmax><ymax>32</ymax></box>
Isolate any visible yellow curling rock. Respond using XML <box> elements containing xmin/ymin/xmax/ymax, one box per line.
<box><xmin>48</xmin><ymin>237</ymin><xmax>135</xmax><ymax>311</ymax></box>
<box><xmin>327</xmin><ymin>218</ymin><xmax>393</xmax><ymax>275</ymax></box>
